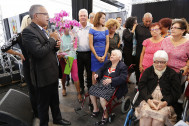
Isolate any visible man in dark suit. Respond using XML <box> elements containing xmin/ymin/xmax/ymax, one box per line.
<box><xmin>135</xmin><ymin>12</ymin><xmax>152</xmax><ymax>86</ymax></box>
<box><xmin>22</xmin><ymin>5</ymin><xmax>71</xmax><ymax>126</ymax></box>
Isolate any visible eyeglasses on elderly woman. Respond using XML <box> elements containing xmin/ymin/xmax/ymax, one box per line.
<box><xmin>170</xmin><ymin>27</ymin><xmax>183</xmax><ymax>30</ymax></box>
<box><xmin>153</xmin><ymin>60</ymin><xmax>167</xmax><ymax>64</ymax></box>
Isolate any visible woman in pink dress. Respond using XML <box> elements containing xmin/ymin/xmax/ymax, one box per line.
<box><xmin>139</xmin><ymin>23</ymin><xmax>164</xmax><ymax>76</ymax></box>
<box><xmin>161</xmin><ymin>19</ymin><xmax>189</xmax><ymax>75</ymax></box>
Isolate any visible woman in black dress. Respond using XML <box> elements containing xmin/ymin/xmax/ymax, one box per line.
<box><xmin>122</xmin><ymin>16</ymin><xmax>137</xmax><ymax>82</ymax></box>
<box><xmin>122</xmin><ymin>16</ymin><xmax>137</xmax><ymax>66</ymax></box>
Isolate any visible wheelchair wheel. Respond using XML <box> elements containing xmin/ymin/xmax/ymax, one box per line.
<box><xmin>121</xmin><ymin>96</ymin><xmax>131</xmax><ymax>114</ymax></box>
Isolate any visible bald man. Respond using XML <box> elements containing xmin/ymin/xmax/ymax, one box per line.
<box><xmin>135</xmin><ymin>12</ymin><xmax>153</xmax><ymax>86</ymax></box>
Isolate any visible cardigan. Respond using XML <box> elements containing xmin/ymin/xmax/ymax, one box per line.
<box><xmin>96</xmin><ymin>60</ymin><xmax>128</xmax><ymax>99</ymax></box>
<box><xmin>137</xmin><ymin>66</ymin><xmax>181</xmax><ymax>106</ymax></box>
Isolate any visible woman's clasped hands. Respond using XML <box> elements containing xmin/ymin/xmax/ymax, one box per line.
<box><xmin>96</xmin><ymin>55</ymin><xmax>106</xmax><ymax>63</ymax></box>
<box><xmin>147</xmin><ymin>99</ymin><xmax>168</xmax><ymax>110</ymax></box>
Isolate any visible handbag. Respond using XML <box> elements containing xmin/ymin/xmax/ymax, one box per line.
<box><xmin>64</xmin><ymin>56</ymin><xmax>74</xmax><ymax>75</ymax></box>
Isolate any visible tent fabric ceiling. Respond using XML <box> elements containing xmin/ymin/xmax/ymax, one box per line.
<box><xmin>132</xmin><ymin>0</ymin><xmax>169</xmax><ymax>4</ymax></box>
<box><xmin>100</xmin><ymin>0</ymin><xmax>125</xmax><ymax>9</ymax></box>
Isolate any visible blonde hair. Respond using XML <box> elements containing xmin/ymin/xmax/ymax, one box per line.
<box><xmin>105</xmin><ymin>19</ymin><xmax>120</xmax><ymax>30</ymax></box>
<box><xmin>21</xmin><ymin>15</ymin><xmax>31</xmax><ymax>32</ymax></box>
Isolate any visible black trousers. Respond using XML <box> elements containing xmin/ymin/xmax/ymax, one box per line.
<box><xmin>134</xmin><ymin>55</ymin><xmax>140</xmax><ymax>85</ymax></box>
<box><xmin>37</xmin><ymin>82</ymin><xmax>62</xmax><ymax>126</ymax></box>
<box><xmin>77</xmin><ymin>51</ymin><xmax>92</xmax><ymax>89</ymax></box>
<box><xmin>23</xmin><ymin>62</ymin><xmax>38</xmax><ymax>117</ymax></box>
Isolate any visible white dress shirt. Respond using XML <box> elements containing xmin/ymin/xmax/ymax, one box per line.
<box><xmin>74</xmin><ymin>22</ymin><xmax>93</xmax><ymax>52</ymax></box>
<box><xmin>116</xmin><ymin>26</ymin><xmax>125</xmax><ymax>45</ymax></box>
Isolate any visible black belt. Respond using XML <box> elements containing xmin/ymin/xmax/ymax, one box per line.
<box><xmin>77</xmin><ymin>51</ymin><xmax>91</xmax><ymax>53</ymax></box>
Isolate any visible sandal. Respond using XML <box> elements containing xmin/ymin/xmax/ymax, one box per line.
<box><xmin>95</xmin><ymin>118</ymin><xmax>108</xmax><ymax>126</ymax></box>
<box><xmin>91</xmin><ymin>111</ymin><xmax>100</xmax><ymax>118</ymax></box>
<box><xmin>62</xmin><ymin>89</ymin><xmax>67</xmax><ymax>96</ymax></box>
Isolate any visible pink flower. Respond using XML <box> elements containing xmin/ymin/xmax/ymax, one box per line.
<box><xmin>52</xmin><ymin>10</ymin><xmax>80</xmax><ymax>32</ymax></box>
<box><xmin>55</xmin><ymin>23</ymin><xmax>59</xmax><ymax>27</ymax></box>
<box><xmin>59</xmin><ymin>13</ymin><xmax>63</xmax><ymax>17</ymax></box>
<box><xmin>59</xmin><ymin>22</ymin><xmax>64</xmax><ymax>27</ymax></box>
<box><xmin>55</xmin><ymin>16</ymin><xmax>61</xmax><ymax>22</ymax></box>
<box><xmin>65</xmin><ymin>23</ymin><xmax>70</xmax><ymax>28</ymax></box>
<box><xmin>60</xmin><ymin>10</ymin><xmax>69</xmax><ymax>17</ymax></box>
<box><xmin>54</xmin><ymin>13</ymin><xmax>59</xmax><ymax>18</ymax></box>
<box><xmin>49</xmin><ymin>18</ymin><xmax>56</xmax><ymax>23</ymax></box>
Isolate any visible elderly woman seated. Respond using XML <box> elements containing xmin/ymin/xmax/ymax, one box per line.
<box><xmin>135</xmin><ymin>50</ymin><xmax>182</xmax><ymax>126</ymax></box>
<box><xmin>89</xmin><ymin>49</ymin><xmax>127</xmax><ymax>125</ymax></box>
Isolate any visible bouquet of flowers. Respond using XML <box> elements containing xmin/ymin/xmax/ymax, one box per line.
<box><xmin>50</xmin><ymin>10</ymin><xmax>80</xmax><ymax>57</ymax></box>
<box><xmin>49</xmin><ymin>10</ymin><xmax>80</xmax><ymax>33</ymax></box>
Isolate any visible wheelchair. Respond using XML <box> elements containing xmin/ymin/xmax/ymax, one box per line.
<box><xmin>124</xmin><ymin>70</ymin><xmax>188</xmax><ymax>126</ymax></box>
<box><xmin>74</xmin><ymin>85</ymin><xmax>131</xmax><ymax>125</ymax></box>
<box><xmin>74</xmin><ymin>64</ymin><xmax>136</xmax><ymax>125</ymax></box>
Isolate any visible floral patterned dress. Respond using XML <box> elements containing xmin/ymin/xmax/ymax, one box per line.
<box><xmin>161</xmin><ymin>37</ymin><xmax>189</xmax><ymax>73</ymax></box>
<box><xmin>142</xmin><ymin>38</ymin><xmax>163</xmax><ymax>70</ymax></box>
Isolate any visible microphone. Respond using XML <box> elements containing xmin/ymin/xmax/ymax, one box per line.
<box><xmin>51</xmin><ymin>25</ymin><xmax>55</xmax><ymax>32</ymax></box>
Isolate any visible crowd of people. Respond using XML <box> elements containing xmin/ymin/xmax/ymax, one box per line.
<box><xmin>1</xmin><ymin>4</ymin><xmax>189</xmax><ymax>126</ymax></box>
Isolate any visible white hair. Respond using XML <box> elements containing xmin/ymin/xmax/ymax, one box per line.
<box><xmin>112</xmin><ymin>49</ymin><xmax>122</xmax><ymax>60</ymax></box>
<box><xmin>143</xmin><ymin>12</ymin><xmax>153</xmax><ymax>19</ymax></box>
<box><xmin>89</xmin><ymin>13</ymin><xmax>95</xmax><ymax>18</ymax></box>
<box><xmin>153</xmin><ymin>50</ymin><xmax>168</xmax><ymax>62</ymax></box>
<box><xmin>78</xmin><ymin>9</ymin><xmax>88</xmax><ymax>16</ymax></box>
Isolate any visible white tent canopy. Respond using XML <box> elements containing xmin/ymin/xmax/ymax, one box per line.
<box><xmin>1</xmin><ymin>0</ymin><xmax>72</xmax><ymax>19</ymax></box>
<box><xmin>1</xmin><ymin>0</ymin><xmax>131</xmax><ymax>19</ymax></box>
<box><xmin>0</xmin><ymin>0</ymin><xmax>131</xmax><ymax>46</ymax></box>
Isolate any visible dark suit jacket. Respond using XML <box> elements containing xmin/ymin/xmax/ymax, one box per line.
<box><xmin>135</xmin><ymin>23</ymin><xmax>151</xmax><ymax>58</ymax></box>
<box><xmin>22</xmin><ymin>22</ymin><xmax>59</xmax><ymax>87</ymax></box>
<box><xmin>136</xmin><ymin>66</ymin><xmax>181</xmax><ymax>106</ymax></box>
<box><xmin>96</xmin><ymin>60</ymin><xmax>128</xmax><ymax>99</ymax></box>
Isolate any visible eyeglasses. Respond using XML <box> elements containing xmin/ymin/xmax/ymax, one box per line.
<box><xmin>154</xmin><ymin>61</ymin><xmax>167</xmax><ymax>64</ymax></box>
<box><xmin>151</xmin><ymin>28</ymin><xmax>160</xmax><ymax>32</ymax></box>
<box><xmin>36</xmin><ymin>13</ymin><xmax>49</xmax><ymax>16</ymax></box>
<box><xmin>171</xmin><ymin>27</ymin><xmax>182</xmax><ymax>30</ymax></box>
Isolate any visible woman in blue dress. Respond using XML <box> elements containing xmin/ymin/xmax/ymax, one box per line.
<box><xmin>89</xmin><ymin>12</ymin><xmax>109</xmax><ymax>84</ymax></box>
